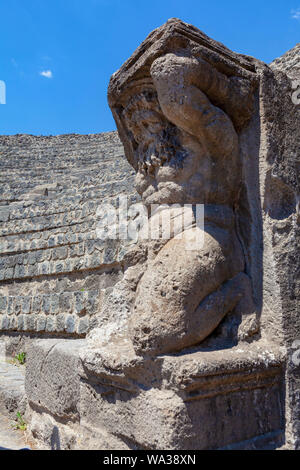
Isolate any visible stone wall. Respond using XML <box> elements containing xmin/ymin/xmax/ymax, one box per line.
<box><xmin>267</xmin><ymin>52</ymin><xmax>300</xmax><ymax>449</ymax></box>
<box><xmin>0</xmin><ymin>132</ymin><xmax>139</xmax><ymax>343</ymax></box>
<box><xmin>271</xmin><ymin>43</ymin><xmax>300</xmax><ymax>76</ymax></box>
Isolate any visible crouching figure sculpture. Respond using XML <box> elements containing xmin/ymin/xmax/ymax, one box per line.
<box><xmin>107</xmin><ymin>20</ymin><xmax>258</xmax><ymax>356</ymax></box>
<box><xmin>79</xmin><ymin>19</ymin><xmax>286</xmax><ymax>452</ymax></box>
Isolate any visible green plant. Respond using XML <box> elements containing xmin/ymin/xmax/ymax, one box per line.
<box><xmin>13</xmin><ymin>412</ymin><xmax>27</xmax><ymax>431</ymax></box>
<box><xmin>15</xmin><ymin>352</ymin><xmax>26</xmax><ymax>365</ymax></box>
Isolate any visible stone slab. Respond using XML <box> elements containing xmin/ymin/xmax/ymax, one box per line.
<box><xmin>25</xmin><ymin>338</ymin><xmax>85</xmax><ymax>421</ymax></box>
<box><xmin>0</xmin><ymin>359</ymin><xmax>26</xmax><ymax>419</ymax></box>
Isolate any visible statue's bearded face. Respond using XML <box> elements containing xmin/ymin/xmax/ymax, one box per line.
<box><xmin>128</xmin><ymin>112</ymin><xmax>189</xmax><ymax>176</ymax></box>
<box><xmin>123</xmin><ymin>90</ymin><xmax>207</xmax><ymax>205</ymax></box>
<box><xmin>124</xmin><ymin>91</ymin><xmax>186</xmax><ymax>171</ymax></box>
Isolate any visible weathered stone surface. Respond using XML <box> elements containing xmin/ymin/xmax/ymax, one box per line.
<box><xmin>25</xmin><ymin>339</ymin><xmax>85</xmax><ymax>421</ymax></box>
<box><xmin>80</xmin><ymin>338</ymin><xmax>285</xmax><ymax>450</ymax></box>
<box><xmin>271</xmin><ymin>43</ymin><xmax>300</xmax><ymax>77</ymax></box>
<box><xmin>78</xmin><ymin>18</ymin><xmax>298</xmax><ymax>450</ymax></box>
<box><xmin>23</xmin><ymin>338</ymin><xmax>86</xmax><ymax>450</ymax></box>
<box><xmin>264</xmin><ymin>48</ymin><xmax>300</xmax><ymax>449</ymax></box>
<box><xmin>0</xmin><ymin>360</ymin><xmax>26</xmax><ymax>418</ymax></box>
<box><xmin>0</xmin><ymin>17</ymin><xmax>299</xmax><ymax>451</ymax></box>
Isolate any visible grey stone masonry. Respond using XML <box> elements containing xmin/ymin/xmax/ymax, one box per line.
<box><xmin>271</xmin><ymin>43</ymin><xmax>300</xmax><ymax>77</ymax></box>
<box><xmin>0</xmin><ymin>132</ymin><xmax>140</xmax><ymax>337</ymax></box>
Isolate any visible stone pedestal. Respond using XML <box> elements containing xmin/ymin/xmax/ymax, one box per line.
<box><xmin>79</xmin><ymin>338</ymin><xmax>285</xmax><ymax>450</ymax></box>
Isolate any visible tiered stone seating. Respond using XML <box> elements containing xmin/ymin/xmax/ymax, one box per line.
<box><xmin>0</xmin><ymin>132</ymin><xmax>139</xmax><ymax>336</ymax></box>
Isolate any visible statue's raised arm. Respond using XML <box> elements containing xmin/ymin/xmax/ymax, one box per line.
<box><xmin>151</xmin><ymin>53</ymin><xmax>238</xmax><ymax>157</ymax></box>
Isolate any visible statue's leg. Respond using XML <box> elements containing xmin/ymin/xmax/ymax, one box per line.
<box><xmin>190</xmin><ymin>272</ymin><xmax>258</xmax><ymax>346</ymax></box>
<box><xmin>129</xmin><ymin>227</ymin><xmax>245</xmax><ymax>355</ymax></box>
<box><xmin>131</xmin><ymin>271</ymin><xmax>255</xmax><ymax>355</ymax></box>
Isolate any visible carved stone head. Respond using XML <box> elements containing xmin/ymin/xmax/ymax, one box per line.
<box><xmin>108</xmin><ymin>18</ymin><xmax>258</xmax><ymax>207</ymax></box>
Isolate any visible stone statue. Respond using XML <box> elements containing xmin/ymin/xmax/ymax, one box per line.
<box><xmin>107</xmin><ymin>20</ymin><xmax>259</xmax><ymax>356</ymax></box>
<box><xmin>23</xmin><ymin>18</ymin><xmax>298</xmax><ymax>451</ymax></box>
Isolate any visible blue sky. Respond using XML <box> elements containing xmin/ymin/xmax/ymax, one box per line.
<box><xmin>0</xmin><ymin>0</ymin><xmax>299</xmax><ymax>135</ymax></box>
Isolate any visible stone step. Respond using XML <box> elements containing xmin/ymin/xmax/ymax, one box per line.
<box><xmin>0</xmin><ymin>359</ymin><xmax>26</xmax><ymax>419</ymax></box>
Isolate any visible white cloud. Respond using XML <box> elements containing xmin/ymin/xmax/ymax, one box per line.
<box><xmin>291</xmin><ymin>8</ymin><xmax>300</xmax><ymax>20</ymax></box>
<box><xmin>40</xmin><ymin>70</ymin><xmax>53</xmax><ymax>79</ymax></box>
